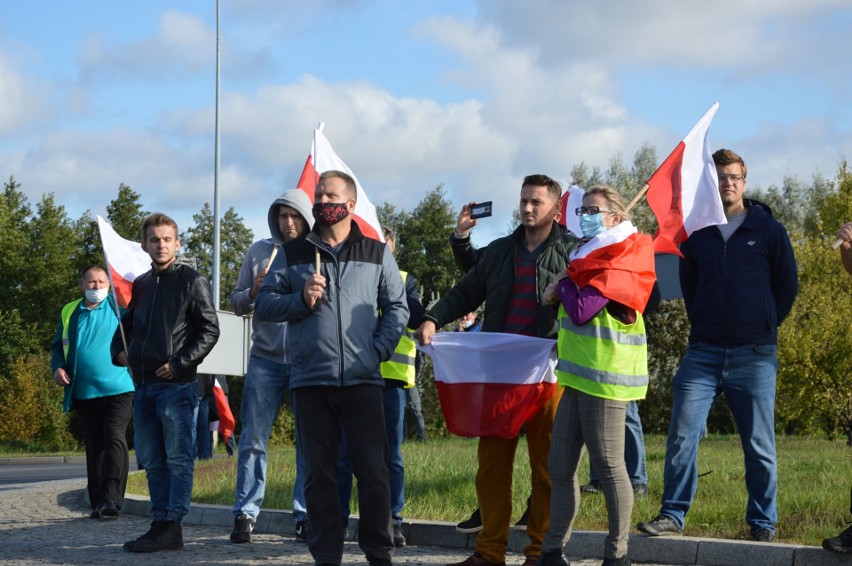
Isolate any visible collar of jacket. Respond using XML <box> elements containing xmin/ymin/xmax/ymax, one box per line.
<box><xmin>306</xmin><ymin>220</ymin><xmax>366</xmax><ymax>249</ymax></box>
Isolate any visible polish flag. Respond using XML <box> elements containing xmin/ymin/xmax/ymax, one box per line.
<box><xmin>646</xmin><ymin>102</ymin><xmax>727</xmax><ymax>256</ymax></box>
<box><xmin>417</xmin><ymin>332</ymin><xmax>557</xmax><ymax>438</ymax></box>
<box><xmin>568</xmin><ymin>221</ymin><xmax>657</xmax><ymax>312</ymax></box>
<box><xmin>296</xmin><ymin>123</ymin><xmax>384</xmax><ymax>241</ymax></box>
<box><xmin>212</xmin><ymin>378</ymin><xmax>235</xmax><ymax>442</ymax></box>
<box><xmin>97</xmin><ymin>216</ymin><xmax>151</xmax><ymax>308</ymax></box>
<box><xmin>559</xmin><ymin>184</ymin><xmax>585</xmax><ymax>237</ymax></box>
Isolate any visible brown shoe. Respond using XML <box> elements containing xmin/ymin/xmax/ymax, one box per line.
<box><xmin>446</xmin><ymin>552</ymin><xmax>506</xmax><ymax>566</ymax></box>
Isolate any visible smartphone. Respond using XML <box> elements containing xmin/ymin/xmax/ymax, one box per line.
<box><xmin>470</xmin><ymin>201</ymin><xmax>493</xmax><ymax>219</ymax></box>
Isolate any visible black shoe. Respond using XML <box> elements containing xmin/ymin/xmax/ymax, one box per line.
<box><xmin>123</xmin><ymin>521</ymin><xmax>164</xmax><ymax>551</ymax></box>
<box><xmin>513</xmin><ymin>497</ymin><xmax>531</xmax><ymax>531</ymax></box>
<box><xmin>636</xmin><ymin>515</ymin><xmax>683</xmax><ymax>536</ymax></box>
<box><xmin>823</xmin><ymin>524</ymin><xmax>852</xmax><ymax>554</ymax></box>
<box><xmin>126</xmin><ymin>521</ymin><xmax>183</xmax><ymax>552</ymax></box>
<box><xmin>98</xmin><ymin>500</ymin><xmax>119</xmax><ymax>519</ymax></box>
<box><xmin>230</xmin><ymin>513</ymin><xmax>253</xmax><ymax>544</ymax></box>
<box><xmin>89</xmin><ymin>508</ymin><xmax>100</xmax><ymax>519</ymax></box>
<box><xmin>602</xmin><ymin>556</ymin><xmax>630</xmax><ymax>566</ymax></box>
<box><xmin>294</xmin><ymin>519</ymin><xmax>308</xmax><ymax>543</ymax></box>
<box><xmin>393</xmin><ymin>522</ymin><xmax>406</xmax><ymax>547</ymax></box>
<box><xmin>581</xmin><ymin>480</ymin><xmax>600</xmax><ymax>494</ymax></box>
<box><xmin>750</xmin><ymin>527</ymin><xmax>775</xmax><ymax>542</ymax></box>
<box><xmin>535</xmin><ymin>549</ymin><xmax>569</xmax><ymax>566</ymax></box>
<box><xmin>368</xmin><ymin>557</ymin><xmax>393</xmax><ymax>566</ymax></box>
<box><xmin>456</xmin><ymin>508</ymin><xmax>483</xmax><ymax>533</ymax></box>
<box><xmin>631</xmin><ymin>483</ymin><xmax>648</xmax><ymax>497</ymax></box>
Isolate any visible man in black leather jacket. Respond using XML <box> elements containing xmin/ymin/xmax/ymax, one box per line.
<box><xmin>112</xmin><ymin>212</ymin><xmax>220</xmax><ymax>553</ymax></box>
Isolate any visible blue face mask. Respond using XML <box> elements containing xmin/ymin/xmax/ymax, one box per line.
<box><xmin>579</xmin><ymin>213</ymin><xmax>607</xmax><ymax>239</ymax></box>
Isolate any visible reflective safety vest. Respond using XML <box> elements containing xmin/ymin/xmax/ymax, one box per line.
<box><xmin>555</xmin><ymin>303</ymin><xmax>648</xmax><ymax>401</ymax></box>
<box><xmin>60</xmin><ymin>299</ymin><xmax>84</xmax><ymax>360</ymax></box>
<box><xmin>380</xmin><ymin>271</ymin><xmax>417</xmax><ymax>388</ymax></box>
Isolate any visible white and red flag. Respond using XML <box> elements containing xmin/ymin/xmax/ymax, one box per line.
<box><xmin>559</xmin><ymin>184</ymin><xmax>585</xmax><ymax>237</ymax></box>
<box><xmin>646</xmin><ymin>102</ymin><xmax>726</xmax><ymax>256</ymax></box>
<box><xmin>97</xmin><ymin>215</ymin><xmax>151</xmax><ymax>308</ymax></box>
<box><xmin>417</xmin><ymin>332</ymin><xmax>557</xmax><ymax>438</ymax></box>
<box><xmin>296</xmin><ymin>123</ymin><xmax>384</xmax><ymax>241</ymax></box>
<box><xmin>212</xmin><ymin>377</ymin><xmax>235</xmax><ymax>442</ymax></box>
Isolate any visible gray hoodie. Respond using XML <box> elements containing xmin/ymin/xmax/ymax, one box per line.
<box><xmin>230</xmin><ymin>189</ymin><xmax>314</xmax><ymax>362</ymax></box>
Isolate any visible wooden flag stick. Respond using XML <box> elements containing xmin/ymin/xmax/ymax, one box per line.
<box><xmin>831</xmin><ymin>238</ymin><xmax>845</xmax><ymax>250</ymax></box>
<box><xmin>315</xmin><ymin>248</ymin><xmax>321</xmax><ymax>273</ymax></box>
<box><xmin>268</xmin><ymin>245</ymin><xmax>278</xmax><ymax>267</ymax></box>
<box><xmin>625</xmin><ymin>183</ymin><xmax>650</xmax><ymax>214</ymax></box>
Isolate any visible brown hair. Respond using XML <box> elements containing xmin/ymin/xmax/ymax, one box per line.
<box><xmin>142</xmin><ymin>212</ymin><xmax>179</xmax><ymax>241</ymax></box>
<box><xmin>584</xmin><ymin>184</ymin><xmax>631</xmax><ymax>221</ymax></box>
<box><xmin>319</xmin><ymin>170</ymin><xmax>357</xmax><ymax>201</ymax></box>
<box><xmin>522</xmin><ymin>174</ymin><xmax>562</xmax><ymax>201</ymax></box>
<box><xmin>712</xmin><ymin>148</ymin><xmax>747</xmax><ymax>179</ymax></box>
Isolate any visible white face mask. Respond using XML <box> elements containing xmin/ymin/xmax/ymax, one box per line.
<box><xmin>85</xmin><ymin>288</ymin><xmax>109</xmax><ymax>304</ymax></box>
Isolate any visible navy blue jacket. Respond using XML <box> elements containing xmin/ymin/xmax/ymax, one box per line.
<box><xmin>679</xmin><ymin>199</ymin><xmax>798</xmax><ymax>347</ymax></box>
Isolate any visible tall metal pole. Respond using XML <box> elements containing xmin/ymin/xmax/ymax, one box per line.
<box><xmin>212</xmin><ymin>0</ymin><xmax>221</xmax><ymax>307</ymax></box>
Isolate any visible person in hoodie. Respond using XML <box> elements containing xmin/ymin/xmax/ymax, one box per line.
<box><xmin>637</xmin><ymin>149</ymin><xmax>798</xmax><ymax>543</ymax></box>
<box><xmin>229</xmin><ymin>189</ymin><xmax>314</xmax><ymax>544</ymax></box>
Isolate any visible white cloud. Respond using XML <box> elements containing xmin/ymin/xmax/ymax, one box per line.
<box><xmin>0</xmin><ymin>50</ymin><xmax>52</xmax><ymax>136</ymax></box>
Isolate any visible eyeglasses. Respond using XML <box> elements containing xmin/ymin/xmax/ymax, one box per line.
<box><xmin>575</xmin><ymin>206</ymin><xmax>617</xmax><ymax>216</ymax></box>
<box><xmin>718</xmin><ymin>174</ymin><xmax>745</xmax><ymax>183</ymax></box>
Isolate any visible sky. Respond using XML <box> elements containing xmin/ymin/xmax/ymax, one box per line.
<box><xmin>2</xmin><ymin>0</ymin><xmax>851</xmax><ymax>250</ymax></box>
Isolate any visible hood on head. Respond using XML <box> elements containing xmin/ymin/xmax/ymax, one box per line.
<box><xmin>268</xmin><ymin>189</ymin><xmax>315</xmax><ymax>244</ymax></box>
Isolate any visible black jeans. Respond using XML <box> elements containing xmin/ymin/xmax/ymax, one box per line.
<box><xmin>76</xmin><ymin>392</ymin><xmax>134</xmax><ymax>510</ymax></box>
<box><xmin>293</xmin><ymin>384</ymin><xmax>393</xmax><ymax>565</ymax></box>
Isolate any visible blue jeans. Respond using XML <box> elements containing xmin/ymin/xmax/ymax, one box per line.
<box><xmin>659</xmin><ymin>343</ymin><xmax>778</xmax><ymax>532</ymax></box>
<box><xmin>338</xmin><ymin>384</ymin><xmax>406</xmax><ymax>525</ymax></box>
<box><xmin>196</xmin><ymin>395</ymin><xmax>213</xmax><ymax>460</ymax></box>
<box><xmin>589</xmin><ymin>400</ymin><xmax>647</xmax><ymax>485</ymax></box>
<box><xmin>134</xmin><ymin>382</ymin><xmax>199</xmax><ymax>523</ymax></box>
<box><xmin>233</xmin><ymin>356</ymin><xmax>307</xmax><ymax>523</ymax></box>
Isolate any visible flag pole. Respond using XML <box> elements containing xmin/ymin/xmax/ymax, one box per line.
<box><xmin>625</xmin><ymin>183</ymin><xmax>650</xmax><ymax>213</ymax></box>
<box><xmin>101</xmin><ymin>250</ymin><xmax>135</xmax><ymax>382</ymax></box>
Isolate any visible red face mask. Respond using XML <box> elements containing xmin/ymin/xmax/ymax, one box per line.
<box><xmin>312</xmin><ymin>202</ymin><xmax>350</xmax><ymax>227</ymax></box>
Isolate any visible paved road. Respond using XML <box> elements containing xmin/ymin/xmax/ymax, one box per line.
<box><xmin>0</xmin><ymin>457</ymin><xmax>86</xmax><ymax>486</ymax></box>
<box><xmin>0</xmin><ymin>477</ymin><xmax>626</xmax><ymax>566</ymax></box>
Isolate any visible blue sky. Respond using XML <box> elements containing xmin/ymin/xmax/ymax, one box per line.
<box><xmin>2</xmin><ymin>1</ymin><xmax>851</xmax><ymax>247</ymax></box>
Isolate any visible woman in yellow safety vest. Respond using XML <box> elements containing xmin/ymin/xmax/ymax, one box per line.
<box><xmin>536</xmin><ymin>185</ymin><xmax>656</xmax><ymax>566</ymax></box>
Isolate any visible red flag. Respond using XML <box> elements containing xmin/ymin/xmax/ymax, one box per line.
<box><xmin>559</xmin><ymin>184</ymin><xmax>585</xmax><ymax>237</ymax></box>
<box><xmin>646</xmin><ymin>102</ymin><xmax>726</xmax><ymax>256</ymax></box>
<box><xmin>212</xmin><ymin>378</ymin><xmax>235</xmax><ymax>442</ymax></box>
<box><xmin>97</xmin><ymin>216</ymin><xmax>151</xmax><ymax>307</ymax></box>
<box><xmin>296</xmin><ymin>123</ymin><xmax>384</xmax><ymax>241</ymax></box>
<box><xmin>419</xmin><ymin>332</ymin><xmax>557</xmax><ymax>438</ymax></box>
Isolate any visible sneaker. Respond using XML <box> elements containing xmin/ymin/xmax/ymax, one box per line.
<box><xmin>98</xmin><ymin>500</ymin><xmax>119</xmax><ymax>519</ymax></box>
<box><xmin>393</xmin><ymin>522</ymin><xmax>406</xmax><ymax>547</ymax></box>
<box><xmin>636</xmin><ymin>515</ymin><xmax>683</xmax><ymax>536</ymax></box>
<box><xmin>823</xmin><ymin>524</ymin><xmax>852</xmax><ymax>554</ymax></box>
<box><xmin>632</xmin><ymin>483</ymin><xmax>648</xmax><ymax>497</ymax></box>
<box><xmin>513</xmin><ymin>497</ymin><xmax>531</xmax><ymax>530</ymax></box>
<box><xmin>127</xmin><ymin>520</ymin><xmax>183</xmax><ymax>553</ymax></box>
<box><xmin>230</xmin><ymin>513</ymin><xmax>253</xmax><ymax>544</ymax></box>
<box><xmin>456</xmin><ymin>508</ymin><xmax>483</xmax><ymax>533</ymax></box>
<box><xmin>750</xmin><ymin>527</ymin><xmax>775</xmax><ymax>542</ymax></box>
<box><xmin>602</xmin><ymin>556</ymin><xmax>630</xmax><ymax>566</ymax></box>
<box><xmin>534</xmin><ymin>549</ymin><xmax>569</xmax><ymax>565</ymax></box>
<box><xmin>294</xmin><ymin>520</ymin><xmax>308</xmax><ymax>543</ymax></box>
<box><xmin>123</xmin><ymin>521</ymin><xmax>166</xmax><ymax>551</ymax></box>
<box><xmin>581</xmin><ymin>480</ymin><xmax>600</xmax><ymax>494</ymax></box>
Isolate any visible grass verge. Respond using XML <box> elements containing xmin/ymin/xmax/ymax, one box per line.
<box><xmin>126</xmin><ymin>434</ymin><xmax>849</xmax><ymax>547</ymax></box>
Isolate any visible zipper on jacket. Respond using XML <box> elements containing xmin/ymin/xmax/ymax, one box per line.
<box><xmin>332</xmin><ymin>251</ymin><xmax>344</xmax><ymax>385</ymax></box>
<box><xmin>141</xmin><ymin>276</ymin><xmax>159</xmax><ymax>382</ymax></box>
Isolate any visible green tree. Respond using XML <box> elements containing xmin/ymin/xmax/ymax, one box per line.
<box><xmin>181</xmin><ymin>202</ymin><xmax>254</xmax><ymax>310</ymax></box>
<box><xmin>107</xmin><ymin>183</ymin><xmax>148</xmax><ymax>240</ymax></box>
<box><xmin>0</xmin><ymin>177</ymin><xmax>32</xmax><ymax>316</ymax></box>
<box><xmin>390</xmin><ymin>186</ymin><xmax>460</xmax><ymax>305</ymax></box>
<box><xmin>24</xmin><ymin>194</ymin><xmax>80</xmax><ymax>345</ymax></box>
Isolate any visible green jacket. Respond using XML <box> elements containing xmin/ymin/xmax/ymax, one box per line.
<box><xmin>426</xmin><ymin>222</ymin><xmax>580</xmax><ymax>338</ymax></box>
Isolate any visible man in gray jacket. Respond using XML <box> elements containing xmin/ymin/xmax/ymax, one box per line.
<box><xmin>256</xmin><ymin>170</ymin><xmax>408</xmax><ymax>566</ymax></box>
<box><xmin>229</xmin><ymin>189</ymin><xmax>314</xmax><ymax>543</ymax></box>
